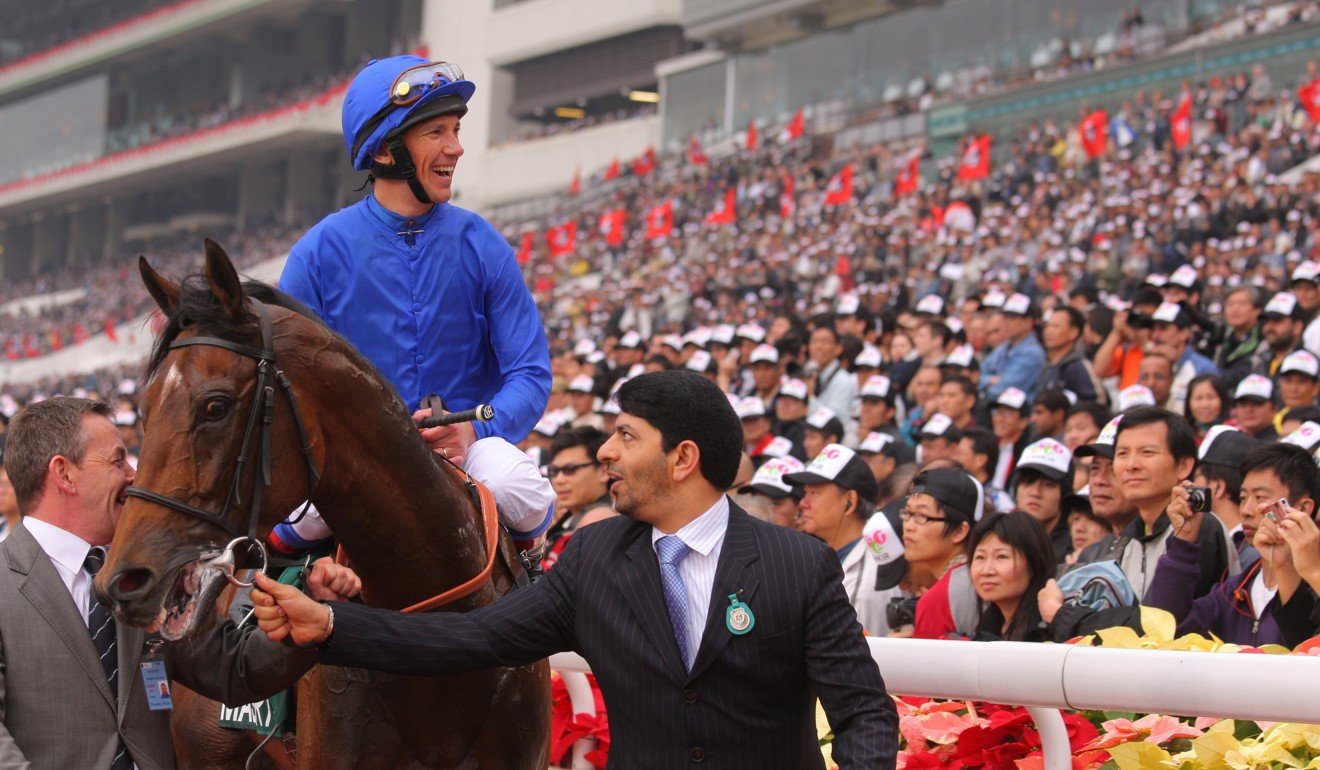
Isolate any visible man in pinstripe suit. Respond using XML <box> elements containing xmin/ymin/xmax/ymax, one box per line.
<box><xmin>254</xmin><ymin>371</ymin><xmax>899</xmax><ymax>769</ymax></box>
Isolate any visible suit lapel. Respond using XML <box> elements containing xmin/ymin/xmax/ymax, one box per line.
<box><xmin>688</xmin><ymin>505</ymin><xmax>760</xmax><ymax>681</ymax></box>
<box><xmin>117</xmin><ymin>623</ymin><xmax>144</xmax><ymax>721</ymax></box>
<box><xmin>615</xmin><ymin>524</ymin><xmax>688</xmax><ymax>678</ymax></box>
<box><xmin>9</xmin><ymin>524</ymin><xmax>116</xmax><ymax>708</ymax></box>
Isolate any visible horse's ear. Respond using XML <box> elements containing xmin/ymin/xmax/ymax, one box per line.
<box><xmin>203</xmin><ymin>238</ymin><xmax>245</xmax><ymax>319</ymax></box>
<box><xmin>139</xmin><ymin>256</ymin><xmax>180</xmax><ymax>314</ymax></box>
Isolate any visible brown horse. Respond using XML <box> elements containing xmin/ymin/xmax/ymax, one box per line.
<box><xmin>94</xmin><ymin>240</ymin><xmax>550</xmax><ymax>769</ymax></box>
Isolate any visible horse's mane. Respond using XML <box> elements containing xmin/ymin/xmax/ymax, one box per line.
<box><xmin>144</xmin><ymin>274</ymin><xmax>327</xmax><ymax>384</ymax></box>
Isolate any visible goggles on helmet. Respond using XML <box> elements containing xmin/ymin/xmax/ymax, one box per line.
<box><xmin>389</xmin><ymin>61</ymin><xmax>465</xmax><ymax>107</ymax></box>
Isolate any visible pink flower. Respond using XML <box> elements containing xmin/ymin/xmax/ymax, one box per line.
<box><xmin>1082</xmin><ymin>714</ymin><xmax>1202</xmax><ymax>750</ymax></box>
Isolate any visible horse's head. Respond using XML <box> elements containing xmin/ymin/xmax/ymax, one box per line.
<box><xmin>97</xmin><ymin>239</ymin><xmax>322</xmax><ymax>640</ymax></box>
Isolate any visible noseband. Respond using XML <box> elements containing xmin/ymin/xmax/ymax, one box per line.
<box><xmin>124</xmin><ymin>299</ymin><xmax>321</xmax><ymax>584</ymax></box>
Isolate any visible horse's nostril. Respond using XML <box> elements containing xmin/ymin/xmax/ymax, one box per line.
<box><xmin>117</xmin><ymin>569</ymin><xmax>151</xmax><ymax>595</ymax></box>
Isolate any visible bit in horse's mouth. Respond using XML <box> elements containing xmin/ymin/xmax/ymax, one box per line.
<box><xmin>146</xmin><ymin>560</ymin><xmax>226</xmax><ymax>641</ymax></box>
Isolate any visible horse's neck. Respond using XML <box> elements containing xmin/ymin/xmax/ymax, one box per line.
<box><xmin>306</xmin><ymin>351</ymin><xmax>485</xmax><ymax>610</ymax></box>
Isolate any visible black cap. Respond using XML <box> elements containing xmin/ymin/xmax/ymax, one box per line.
<box><xmin>1074</xmin><ymin>414</ymin><xmax>1123</xmax><ymax>461</ymax></box>
<box><xmin>910</xmin><ymin>468</ymin><xmax>984</xmax><ymax>523</ymax></box>
<box><xmin>1198</xmin><ymin>426</ymin><xmax>1259</xmax><ymax>470</ymax></box>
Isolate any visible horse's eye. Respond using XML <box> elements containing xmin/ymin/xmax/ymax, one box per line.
<box><xmin>203</xmin><ymin>399</ymin><xmax>230</xmax><ymax>421</ymax></box>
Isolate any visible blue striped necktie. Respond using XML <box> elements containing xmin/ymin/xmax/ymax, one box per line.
<box><xmin>84</xmin><ymin>547</ymin><xmax>132</xmax><ymax>770</ymax></box>
<box><xmin>656</xmin><ymin>536</ymin><xmax>693</xmax><ymax>671</ymax></box>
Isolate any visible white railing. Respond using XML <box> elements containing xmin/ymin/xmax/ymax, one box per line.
<box><xmin>550</xmin><ymin>637</ymin><xmax>1320</xmax><ymax>770</ymax></box>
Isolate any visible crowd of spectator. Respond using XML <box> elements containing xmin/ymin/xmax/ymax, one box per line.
<box><xmin>0</xmin><ymin>0</ymin><xmax>174</xmax><ymax>67</ymax></box>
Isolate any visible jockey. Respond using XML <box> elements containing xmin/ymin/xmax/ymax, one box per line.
<box><xmin>279</xmin><ymin>55</ymin><xmax>551</xmax><ymax>458</ymax></box>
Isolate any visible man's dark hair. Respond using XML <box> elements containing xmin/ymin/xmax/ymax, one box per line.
<box><xmin>5</xmin><ymin>398</ymin><xmax>114</xmax><ymax>515</ymax></box>
<box><xmin>1200</xmin><ymin>463</ymin><xmax>1244</xmax><ymax>505</ymax></box>
<box><xmin>1053</xmin><ymin>306</ymin><xmax>1086</xmax><ymax>334</ymax></box>
<box><xmin>1066</xmin><ymin>401</ymin><xmax>1112</xmax><ymax>432</ymax></box>
<box><xmin>961</xmin><ymin>427</ymin><xmax>998</xmax><ymax>473</ymax></box>
<box><xmin>920</xmin><ymin>319</ymin><xmax>953</xmax><ymax>347</ymax></box>
<box><xmin>549</xmin><ymin>426</ymin><xmax>608</xmax><ymax>463</ymax></box>
<box><xmin>839</xmin><ymin>334</ymin><xmax>864</xmax><ymax>369</ymax></box>
<box><xmin>644</xmin><ymin>354</ymin><xmax>674</xmax><ymax>370</ymax></box>
<box><xmin>1285</xmin><ymin>405</ymin><xmax>1320</xmax><ymax>426</ymax></box>
<box><xmin>1132</xmin><ymin>286</ymin><xmax>1165</xmax><ymax>309</ymax></box>
<box><xmin>1034</xmin><ymin>388</ymin><xmax>1071</xmax><ymax>415</ymax></box>
<box><xmin>940</xmin><ymin>375</ymin><xmax>977</xmax><ymax>400</ymax></box>
<box><xmin>616</xmin><ymin>371</ymin><xmax>744</xmax><ymax>489</ymax></box>
<box><xmin>1113</xmin><ymin>406</ymin><xmax>1198</xmax><ymax>465</ymax></box>
<box><xmin>1225</xmin><ymin>285</ymin><xmax>1264</xmax><ymax>310</ymax></box>
<box><xmin>1240</xmin><ymin>443</ymin><xmax>1320</xmax><ymax>505</ymax></box>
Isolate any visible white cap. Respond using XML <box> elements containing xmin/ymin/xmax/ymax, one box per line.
<box><xmin>532</xmin><ymin>414</ymin><xmax>564</xmax><ymax>437</ymax></box>
<box><xmin>1145</xmin><ymin>273</ymin><xmax>1169</xmax><ymax>287</ymax></box>
<box><xmin>760</xmin><ymin>435</ymin><xmax>795</xmax><ymax>458</ymax></box>
<box><xmin>920</xmin><ymin>412</ymin><xmax>957</xmax><ymax>438</ymax></box>
<box><xmin>1118</xmin><ymin>384</ymin><xmax>1157</xmax><ymax>410</ymax></box>
<box><xmin>854</xmin><ymin>346</ymin><xmax>883</xmax><ymax>369</ymax></box>
<box><xmin>1002</xmin><ymin>293</ymin><xmax>1033</xmax><ymax>316</ymax></box>
<box><xmin>573</xmin><ymin>339</ymin><xmax>597</xmax><ymax>357</ymax></box>
<box><xmin>858</xmin><ymin>431</ymin><xmax>895</xmax><ymax>454</ymax></box>
<box><xmin>862</xmin><ymin>511</ymin><xmax>904</xmax><ymax>565</ymax></box>
<box><xmin>779</xmin><ymin>378</ymin><xmax>809</xmax><ymax>401</ymax></box>
<box><xmin>742</xmin><ymin>456</ymin><xmax>806</xmax><ymax>497</ymax></box>
<box><xmin>711</xmin><ymin>324</ymin><xmax>737</xmax><ymax>345</ymax></box>
<box><xmin>1151</xmin><ymin>302</ymin><xmax>1187</xmax><ymax>325</ymax></box>
<box><xmin>567</xmin><ymin>374</ymin><xmax>595</xmax><ymax>394</ymax></box>
<box><xmin>749</xmin><ymin>344</ymin><xmax>780</xmax><ymax>365</ymax></box>
<box><xmin>660</xmin><ymin>334</ymin><xmax>684</xmax><ymax>351</ymax></box>
<box><xmin>945</xmin><ymin>344</ymin><xmax>976</xmax><ymax>368</ymax></box>
<box><xmin>1264</xmin><ymin>292</ymin><xmax>1301</xmax><ymax>319</ymax></box>
<box><xmin>735</xmin><ymin>323</ymin><xmax>766</xmax><ymax>343</ymax></box>
<box><xmin>914</xmin><ymin>295</ymin><xmax>945</xmax><ymax>316</ymax></box>
<box><xmin>626</xmin><ymin>363</ymin><xmax>646</xmax><ymax>379</ymax></box>
<box><xmin>860</xmin><ymin>375</ymin><xmax>893</xmax><ymax>400</ymax></box>
<box><xmin>1282</xmin><ymin>421</ymin><xmax>1320</xmax><ymax>452</ymax></box>
<box><xmin>994</xmin><ymin>387</ymin><xmax>1028</xmax><ymax>411</ymax></box>
<box><xmin>1016</xmin><ymin>437</ymin><xmax>1073</xmax><ymax>480</ymax></box>
<box><xmin>945</xmin><ymin>316</ymin><xmax>964</xmax><ymax>334</ymax></box>
<box><xmin>1169</xmin><ymin>264</ymin><xmax>1199</xmax><ymax>288</ymax></box>
<box><xmin>685</xmin><ymin>350</ymin><xmax>713</xmax><ymax>372</ymax></box>
<box><xmin>837</xmin><ymin>293</ymin><xmax>861</xmax><ymax>315</ymax></box>
<box><xmin>618</xmin><ymin>330</ymin><xmax>644</xmax><ymax>349</ymax></box>
<box><xmin>1292</xmin><ymin>260</ymin><xmax>1320</xmax><ymax>284</ymax></box>
<box><xmin>982</xmin><ymin>290</ymin><xmax>1007</xmax><ymax>309</ymax></box>
<box><xmin>1281</xmin><ymin>350</ymin><xmax>1320</xmax><ymax>379</ymax></box>
<box><xmin>113</xmin><ymin>409</ymin><xmax>138</xmax><ymax>427</ymax></box>
<box><xmin>682</xmin><ymin>327</ymin><xmax>713</xmax><ymax>348</ymax></box>
<box><xmin>735</xmin><ymin>397</ymin><xmax>768</xmax><ymax>420</ymax></box>
<box><xmin>806</xmin><ymin>406</ymin><xmax>842</xmax><ymax>431</ymax></box>
<box><xmin>1234</xmin><ymin>373</ymin><xmax>1274</xmax><ymax>402</ymax></box>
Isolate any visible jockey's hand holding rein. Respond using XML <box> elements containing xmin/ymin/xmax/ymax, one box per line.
<box><xmin>253</xmin><ymin>573</ymin><xmax>336</xmax><ymax>646</ymax></box>
<box><xmin>412</xmin><ymin>406</ymin><xmax>478</xmax><ymax>466</ymax></box>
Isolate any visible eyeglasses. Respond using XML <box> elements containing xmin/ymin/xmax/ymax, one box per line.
<box><xmin>389</xmin><ymin>61</ymin><xmax>465</xmax><ymax>107</ymax></box>
<box><xmin>545</xmin><ymin>461</ymin><xmax>599</xmax><ymax>479</ymax></box>
<box><xmin>900</xmin><ymin>509</ymin><xmax>948</xmax><ymax>525</ymax></box>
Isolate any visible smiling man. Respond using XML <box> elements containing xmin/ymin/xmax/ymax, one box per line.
<box><xmin>0</xmin><ymin>398</ymin><xmax>355</xmax><ymax>769</ymax></box>
<box><xmin>281</xmin><ymin>56</ymin><xmax>550</xmax><ymax>457</ymax></box>
<box><xmin>251</xmin><ymin>371</ymin><xmax>899</xmax><ymax>769</ymax></box>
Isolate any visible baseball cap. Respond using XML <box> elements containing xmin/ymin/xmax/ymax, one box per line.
<box><xmin>1291</xmin><ymin>260</ymin><xmax>1320</xmax><ymax>285</ymax></box>
<box><xmin>982</xmin><ymin>290</ymin><xmax>1007</xmax><ymax>309</ymax></box>
<box><xmin>909</xmin><ymin>467</ymin><xmax>984</xmax><ymax>523</ymax></box>
<box><xmin>784</xmin><ymin>444</ymin><xmax>880</xmax><ymax>501</ymax></box>
<box><xmin>855</xmin><ymin>346</ymin><xmax>883</xmax><ymax>370</ymax></box>
<box><xmin>711</xmin><ymin>324</ymin><xmax>737</xmax><ymax>346</ymax></box>
<box><xmin>1281</xmin><ymin>350</ymin><xmax>1320</xmax><ymax>379</ymax></box>
<box><xmin>660</xmin><ymin>334</ymin><xmax>684</xmax><ymax>352</ymax></box>
<box><xmin>805</xmin><ymin>406</ymin><xmax>845</xmax><ymax>438</ymax></box>
<box><xmin>1168</xmin><ymin>264</ymin><xmax>1200</xmax><ymax>289</ymax></box>
<box><xmin>943</xmin><ymin>344</ymin><xmax>977</xmax><ymax>369</ymax></box>
<box><xmin>837</xmin><ymin>293</ymin><xmax>862</xmax><ymax>316</ymax></box>
<box><xmin>914</xmin><ymin>295</ymin><xmax>945</xmax><ymax>316</ymax></box>
<box><xmin>993</xmin><ymin>387</ymin><xmax>1029</xmax><ymax>413</ymax></box>
<box><xmin>1262</xmin><ymin>292</ymin><xmax>1305</xmax><ymax>321</ymax></box>
<box><xmin>1281</xmin><ymin>421</ymin><xmax>1320</xmax><ymax>453</ymax></box>
<box><xmin>749</xmin><ymin>343</ymin><xmax>780</xmax><ymax>365</ymax></box>
<box><xmin>682</xmin><ymin>327</ymin><xmax>713</xmax><ymax>349</ymax></box>
<box><xmin>862</xmin><ymin>506</ymin><xmax>905</xmax><ymax>566</ymax></box>
<box><xmin>1075</xmin><ymin>414</ymin><xmax>1123</xmax><ymax>460</ymax></box>
<box><xmin>919</xmin><ymin>412</ymin><xmax>962</xmax><ymax>442</ymax></box>
<box><xmin>860</xmin><ymin>375</ymin><xmax>894</xmax><ymax>401</ymax></box>
<box><xmin>684</xmin><ymin>350</ymin><xmax>716</xmax><ymax>373</ymax></box>
<box><xmin>618</xmin><ymin>330</ymin><xmax>644</xmax><ymax>350</ymax></box>
<box><xmin>567</xmin><ymin>374</ymin><xmax>595</xmax><ymax>394</ymax></box>
<box><xmin>1117</xmin><ymin>384</ymin><xmax>1157</xmax><ymax>411</ymax></box>
<box><xmin>1198</xmin><ymin>425</ymin><xmax>1257</xmax><ymax>468</ymax></box>
<box><xmin>1001</xmin><ymin>293</ymin><xmax>1035</xmax><ymax>317</ymax></box>
<box><xmin>759</xmin><ymin>435</ymin><xmax>796</xmax><ymax>459</ymax></box>
<box><xmin>779</xmin><ymin>378</ymin><xmax>809</xmax><ymax>401</ymax></box>
<box><xmin>1013</xmin><ymin>437</ymin><xmax>1074</xmax><ymax>483</ymax></box>
<box><xmin>1151</xmin><ymin>301</ymin><xmax>1192</xmax><ymax>328</ymax></box>
<box><xmin>735</xmin><ymin>323</ymin><xmax>766</xmax><ymax>343</ymax></box>
<box><xmin>1233</xmin><ymin>374</ymin><xmax>1274</xmax><ymax>403</ymax></box>
<box><xmin>735</xmin><ymin>397</ymin><xmax>768</xmax><ymax>420</ymax></box>
<box><xmin>573</xmin><ymin>339</ymin><xmax>597</xmax><ymax>357</ymax></box>
<box><xmin>857</xmin><ymin>431</ymin><xmax>915</xmax><ymax>463</ymax></box>
<box><xmin>532</xmin><ymin>414</ymin><xmax>564</xmax><ymax>437</ymax></box>
<box><xmin>740</xmin><ymin>456</ymin><xmax>805</xmax><ymax>500</ymax></box>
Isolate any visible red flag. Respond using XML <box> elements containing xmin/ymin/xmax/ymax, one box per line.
<box><xmin>632</xmin><ymin>147</ymin><xmax>655</xmax><ymax>176</ymax></box>
<box><xmin>1299</xmin><ymin>78</ymin><xmax>1320</xmax><ymax>121</ymax></box>
<box><xmin>1081</xmin><ymin>109</ymin><xmax>1109</xmax><ymax>158</ymax></box>
<box><xmin>745</xmin><ymin>120</ymin><xmax>757</xmax><ymax>151</ymax></box>
<box><xmin>22</xmin><ymin>334</ymin><xmax>37</xmax><ymax>358</ymax></box>
<box><xmin>644</xmin><ymin>201</ymin><xmax>673</xmax><ymax>240</ymax></box>
<box><xmin>104</xmin><ymin>319</ymin><xmax>119</xmax><ymax>343</ymax></box>
<box><xmin>1171</xmin><ymin>95</ymin><xmax>1192</xmax><ymax>150</ymax></box>
<box><xmin>4</xmin><ymin>340</ymin><xmax>16</xmax><ymax>361</ymax></box>
<box><xmin>894</xmin><ymin>152</ymin><xmax>920</xmax><ymax>196</ymax></box>
<box><xmin>780</xmin><ymin>174</ymin><xmax>796</xmax><ymax>219</ymax></box>
<box><xmin>688</xmin><ymin>134</ymin><xmax>708</xmax><ymax>165</ymax></box>
<box><xmin>598</xmin><ymin>208</ymin><xmax>626</xmax><ymax>247</ymax></box>
<box><xmin>604</xmin><ymin>157</ymin><xmax>620</xmax><ymax>180</ymax></box>
<box><xmin>956</xmin><ymin>135</ymin><xmax>992</xmax><ymax>181</ymax></box>
<box><xmin>569</xmin><ymin>166</ymin><xmax>580</xmax><ymax>196</ymax></box>
<box><xmin>546</xmin><ymin>221</ymin><xmax>577</xmax><ymax>259</ymax></box>
<box><xmin>72</xmin><ymin>322</ymin><xmax>88</xmax><ymax>345</ymax></box>
<box><xmin>784</xmin><ymin>107</ymin><xmax>804</xmax><ymax>141</ymax></box>
<box><xmin>517</xmin><ymin>231</ymin><xmax>534</xmax><ymax>265</ymax></box>
<box><xmin>705</xmin><ymin>187</ymin><xmax>736</xmax><ymax>226</ymax></box>
<box><xmin>824</xmin><ymin>164</ymin><xmax>853</xmax><ymax>206</ymax></box>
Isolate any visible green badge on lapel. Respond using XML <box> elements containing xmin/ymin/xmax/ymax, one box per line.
<box><xmin>725</xmin><ymin>593</ymin><xmax>754</xmax><ymax>635</ymax></box>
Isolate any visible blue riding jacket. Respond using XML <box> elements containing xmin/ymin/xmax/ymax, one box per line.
<box><xmin>280</xmin><ymin>196</ymin><xmax>551</xmax><ymax>443</ymax></box>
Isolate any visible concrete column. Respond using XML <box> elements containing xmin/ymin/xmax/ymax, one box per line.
<box><xmin>283</xmin><ymin>149</ymin><xmax>332</xmax><ymax>226</ymax></box>
<box><xmin>427</xmin><ymin>0</ymin><xmax>495</xmax><ymax>210</ymax></box>
<box><xmin>103</xmin><ymin>198</ymin><xmax>125</xmax><ymax>263</ymax></box>
<box><xmin>66</xmin><ymin>203</ymin><xmax>106</xmax><ymax>268</ymax></box>
<box><xmin>237</xmin><ymin>158</ymin><xmax>283</xmax><ymax>229</ymax></box>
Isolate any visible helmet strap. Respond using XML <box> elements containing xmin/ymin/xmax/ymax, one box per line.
<box><xmin>372</xmin><ymin>136</ymin><xmax>432</xmax><ymax>205</ymax></box>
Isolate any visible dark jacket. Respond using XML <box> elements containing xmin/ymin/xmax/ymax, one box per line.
<box><xmin>1038</xmin><ymin>347</ymin><xmax>1103</xmax><ymax>403</ymax></box>
<box><xmin>1145</xmin><ymin>542</ymin><xmax>1284</xmax><ymax>646</ymax></box>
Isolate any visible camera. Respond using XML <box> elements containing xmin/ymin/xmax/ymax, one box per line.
<box><xmin>885</xmin><ymin>596</ymin><xmax>918</xmax><ymax>630</ymax></box>
<box><xmin>1186</xmin><ymin>486</ymin><xmax>1213</xmax><ymax>513</ymax></box>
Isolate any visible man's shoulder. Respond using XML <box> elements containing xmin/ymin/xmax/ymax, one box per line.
<box><xmin>290</xmin><ymin>201</ymin><xmax>372</xmax><ymax>256</ymax></box>
<box><xmin>731</xmin><ymin>505</ymin><xmax>832</xmax><ymax>566</ymax></box>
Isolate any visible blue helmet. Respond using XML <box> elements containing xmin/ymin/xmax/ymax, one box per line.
<box><xmin>342</xmin><ymin>55</ymin><xmax>476</xmax><ymax>172</ymax></box>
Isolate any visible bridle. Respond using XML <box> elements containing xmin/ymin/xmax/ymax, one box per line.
<box><xmin>123</xmin><ymin>299</ymin><xmax>321</xmax><ymax>586</ymax></box>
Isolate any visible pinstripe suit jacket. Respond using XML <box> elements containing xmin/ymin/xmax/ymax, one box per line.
<box><xmin>323</xmin><ymin>500</ymin><xmax>899</xmax><ymax>769</ymax></box>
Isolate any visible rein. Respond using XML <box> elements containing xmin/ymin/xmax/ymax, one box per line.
<box><xmin>124</xmin><ymin>299</ymin><xmax>320</xmax><ymax>585</ymax></box>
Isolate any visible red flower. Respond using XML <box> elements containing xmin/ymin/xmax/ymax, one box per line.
<box><xmin>1061</xmin><ymin>711</ymin><xmax>1100</xmax><ymax>751</ymax></box>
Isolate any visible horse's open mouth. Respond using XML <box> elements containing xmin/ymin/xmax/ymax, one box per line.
<box><xmin>146</xmin><ymin>560</ymin><xmax>227</xmax><ymax>641</ymax></box>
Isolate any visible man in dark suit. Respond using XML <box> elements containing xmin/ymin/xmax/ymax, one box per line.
<box><xmin>254</xmin><ymin>370</ymin><xmax>899</xmax><ymax>769</ymax></box>
<box><xmin>0</xmin><ymin>397</ymin><xmax>357</xmax><ymax>769</ymax></box>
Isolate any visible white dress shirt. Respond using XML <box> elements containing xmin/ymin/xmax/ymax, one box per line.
<box><xmin>23</xmin><ymin>516</ymin><xmax>97</xmax><ymax>625</ymax></box>
<box><xmin>651</xmin><ymin>495</ymin><xmax>730</xmax><ymax>660</ymax></box>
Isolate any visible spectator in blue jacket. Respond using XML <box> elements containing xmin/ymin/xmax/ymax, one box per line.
<box><xmin>980</xmin><ymin>293</ymin><xmax>1046</xmax><ymax>403</ymax></box>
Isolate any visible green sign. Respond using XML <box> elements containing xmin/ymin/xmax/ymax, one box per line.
<box><xmin>219</xmin><ymin>691</ymin><xmax>287</xmax><ymax>736</ymax></box>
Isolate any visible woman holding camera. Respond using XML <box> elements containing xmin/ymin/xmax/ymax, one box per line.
<box><xmin>967</xmin><ymin>512</ymin><xmax>1057</xmax><ymax>642</ymax></box>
